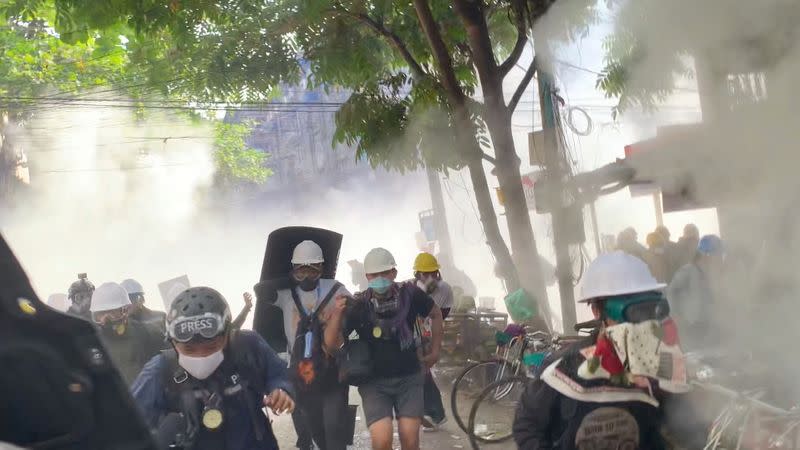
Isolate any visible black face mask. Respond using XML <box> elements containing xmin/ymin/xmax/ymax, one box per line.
<box><xmin>298</xmin><ymin>277</ymin><xmax>320</xmax><ymax>292</ymax></box>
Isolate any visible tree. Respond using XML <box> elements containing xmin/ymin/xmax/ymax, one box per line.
<box><xmin>594</xmin><ymin>2</ymin><xmax>690</xmax><ymax>119</ymax></box>
<box><xmin>213</xmin><ymin>120</ymin><xmax>272</xmax><ymax>189</ymax></box>
<box><xmin>11</xmin><ymin>0</ymin><xmax>601</xmax><ymax>328</ymax></box>
<box><xmin>0</xmin><ymin>7</ymin><xmax>272</xmax><ymax>197</ymax></box>
<box><xmin>0</xmin><ymin>11</ymin><xmax>127</xmax><ymax>198</ymax></box>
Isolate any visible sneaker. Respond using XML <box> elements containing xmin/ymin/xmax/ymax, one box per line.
<box><xmin>421</xmin><ymin>415</ymin><xmax>436</xmax><ymax>431</ymax></box>
<box><xmin>422</xmin><ymin>416</ymin><xmax>447</xmax><ymax>432</ymax></box>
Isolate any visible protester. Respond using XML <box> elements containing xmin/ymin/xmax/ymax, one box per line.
<box><xmin>132</xmin><ymin>286</ymin><xmax>294</xmax><ymax>450</ymax></box>
<box><xmin>411</xmin><ymin>252</ymin><xmax>453</xmax><ymax>431</ymax></box>
<box><xmin>616</xmin><ymin>227</ymin><xmax>647</xmax><ymax>262</ymax></box>
<box><xmin>121</xmin><ymin>278</ymin><xmax>167</xmax><ymax>335</ymax></box>
<box><xmin>513</xmin><ymin>251</ymin><xmax>687</xmax><ymax>450</ymax></box>
<box><xmin>655</xmin><ymin>225</ymin><xmax>681</xmax><ymax>281</ymax></box>
<box><xmin>676</xmin><ymin>223</ymin><xmax>701</xmax><ymax>268</ymax></box>
<box><xmin>273</xmin><ymin>240</ymin><xmax>352</xmax><ymax>450</ymax></box>
<box><xmin>325</xmin><ymin>248</ymin><xmax>444</xmax><ymax>450</ymax></box>
<box><xmin>667</xmin><ymin>234</ymin><xmax>724</xmax><ymax>350</ymax></box>
<box><xmin>90</xmin><ymin>282</ymin><xmax>164</xmax><ymax>384</ymax></box>
<box><xmin>232</xmin><ymin>292</ymin><xmax>255</xmax><ymax>330</ymax></box>
<box><xmin>644</xmin><ymin>231</ymin><xmax>670</xmax><ymax>283</ymax></box>
<box><xmin>66</xmin><ymin>273</ymin><xmax>95</xmax><ymax>319</ymax></box>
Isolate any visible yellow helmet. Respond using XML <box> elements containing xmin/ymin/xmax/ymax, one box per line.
<box><xmin>413</xmin><ymin>252</ymin><xmax>440</xmax><ymax>273</ymax></box>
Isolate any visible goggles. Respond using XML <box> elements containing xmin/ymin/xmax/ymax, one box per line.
<box><xmin>93</xmin><ymin>307</ymin><xmax>128</xmax><ymax>324</ymax></box>
<box><xmin>602</xmin><ymin>292</ymin><xmax>670</xmax><ymax>324</ymax></box>
<box><xmin>292</xmin><ymin>264</ymin><xmax>322</xmax><ymax>281</ymax></box>
<box><xmin>168</xmin><ymin>313</ymin><xmax>227</xmax><ymax>343</ymax></box>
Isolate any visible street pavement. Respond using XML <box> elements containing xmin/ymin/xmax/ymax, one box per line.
<box><xmin>270</xmin><ymin>378</ymin><xmax>518</xmax><ymax>450</ymax></box>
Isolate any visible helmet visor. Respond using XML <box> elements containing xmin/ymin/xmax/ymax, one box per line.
<box><xmin>168</xmin><ymin>313</ymin><xmax>227</xmax><ymax>343</ymax></box>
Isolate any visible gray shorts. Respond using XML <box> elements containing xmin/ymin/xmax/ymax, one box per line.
<box><xmin>358</xmin><ymin>372</ymin><xmax>425</xmax><ymax>426</ymax></box>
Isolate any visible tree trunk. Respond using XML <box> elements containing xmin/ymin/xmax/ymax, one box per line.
<box><xmin>452</xmin><ymin>106</ymin><xmax>521</xmax><ymax>293</ymax></box>
<box><xmin>485</xmin><ymin>107</ymin><xmax>552</xmax><ymax>330</ymax></box>
<box><xmin>463</xmin><ymin>150</ymin><xmax>520</xmax><ymax>292</ymax></box>
<box><xmin>411</xmin><ymin>0</ymin><xmax>522</xmax><ymax>293</ymax></box>
<box><xmin>451</xmin><ymin>0</ymin><xmax>551</xmax><ymax>330</ymax></box>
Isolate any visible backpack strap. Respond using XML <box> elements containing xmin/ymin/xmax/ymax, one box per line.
<box><xmin>290</xmin><ymin>282</ymin><xmax>343</xmax><ymax>322</ymax></box>
<box><xmin>159</xmin><ymin>349</ymin><xmax>202</xmax><ymax>448</ymax></box>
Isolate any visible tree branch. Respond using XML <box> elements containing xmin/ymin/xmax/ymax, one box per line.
<box><xmin>498</xmin><ymin>0</ymin><xmax>528</xmax><ymax>78</ymax></box>
<box><xmin>411</xmin><ymin>0</ymin><xmax>466</xmax><ymax>103</ymax></box>
<box><xmin>330</xmin><ymin>6</ymin><xmax>428</xmax><ymax>80</ymax></box>
<box><xmin>452</xmin><ymin>0</ymin><xmax>505</xmax><ymax>109</ymax></box>
<box><xmin>508</xmin><ymin>56</ymin><xmax>537</xmax><ymax>113</ymax></box>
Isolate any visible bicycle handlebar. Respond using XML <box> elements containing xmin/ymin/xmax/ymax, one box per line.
<box><xmin>574</xmin><ymin>319</ymin><xmax>601</xmax><ymax>332</ymax></box>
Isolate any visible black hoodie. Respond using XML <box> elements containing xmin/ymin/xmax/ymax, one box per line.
<box><xmin>513</xmin><ymin>340</ymin><xmax>667</xmax><ymax>450</ymax></box>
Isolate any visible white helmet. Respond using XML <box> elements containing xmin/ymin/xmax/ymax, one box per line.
<box><xmin>578</xmin><ymin>251</ymin><xmax>666</xmax><ymax>302</ymax></box>
<box><xmin>46</xmin><ymin>293</ymin><xmax>69</xmax><ymax>312</ymax></box>
<box><xmin>291</xmin><ymin>240</ymin><xmax>325</xmax><ymax>265</ymax></box>
<box><xmin>364</xmin><ymin>247</ymin><xmax>397</xmax><ymax>274</ymax></box>
<box><xmin>120</xmin><ymin>278</ymin><xmax>144</xmax><ymax>296</ymax></box>
<box><xmin>90</xmin><ymin>282</ymin><xmax>131</xmax><ymax>313</ymax></box>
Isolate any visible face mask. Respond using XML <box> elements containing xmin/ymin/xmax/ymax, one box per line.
<box><xmin>417</xmin><ymin>276</ymin><xmax>438</xmax><ymax>294</ymax></box>
<box><xmin>102</xmin><ymin>319</ymin><xmax>128</xmax><ymax>336</ymax></box>
<box><xmin>368</xmin><ymin>277</ymin><xmax>393</xmax><ymax>295</ymax></box>
<box><xmin>178</xmin><ymin>350</ymin><xmax>225</xmax><ymax>380</ymax></box>
<box><xmin>604</xmin><ymin>320</ymin><xmax>663</xmax><ymax>378</ymax></box>
<box><xmin>298</xmin><ymin>277</ymin><xmax>320</xmax><ymax>292</ymax></box>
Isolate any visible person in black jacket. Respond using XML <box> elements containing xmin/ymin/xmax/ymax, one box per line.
<box><xmin>513</xmin><ymin>251</ymin><xmax>689</xmax><ymax>450</ymax></box>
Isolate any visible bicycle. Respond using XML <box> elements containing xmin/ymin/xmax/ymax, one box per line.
<box><xmin>455</xmin><ymin>320</ymin><xmax>599</xmax><ymax>445</ymax></box>
<box><xmin>450</xmin><ymin>329</ymin><xmax>551</xmax><ymax>434</ymax></box>
<box><xmin>467</xmin><ymin>375</ymin><xmax>530</xmax><ymax>447</ymax></box>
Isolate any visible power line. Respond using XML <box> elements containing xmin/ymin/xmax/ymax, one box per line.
<box><xmin>34</xmin><ymin>162</ymin><xmax>205</xmax><ymax>174</ymax></box>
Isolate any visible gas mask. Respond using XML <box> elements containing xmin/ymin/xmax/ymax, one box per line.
<box><xmin>103</xmin><ymin>319</ymin><xmax>129</xmax><ymax>336</ymax></box>
<box><xmin>178</xmin><ymin>350</ymin><xmax>225</xmax><ymax>380</ymax></box>
<box><xmin>292</xmin><ymin>265</ymin><xmax>322</xmax><ymax>292</ymax></box>
<box><xmin>416</xmin><ymin>275</ymin><xmax>438</xmax><ymax>294</ymax></box>
<box><xmin>72</xmin><ymin>292</ymin><xmax>92</xmax><ymax>312</ymax></box>
<box><xmin>94</xmin><ymin>308</ymin><xmax>129</xmax><ymax>336</ymax></box>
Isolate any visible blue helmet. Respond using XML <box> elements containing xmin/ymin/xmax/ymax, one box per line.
<box><xmin>697</xmin><ymin>235</ymin><xmax>723</xmax><ymax>256</ymax></box>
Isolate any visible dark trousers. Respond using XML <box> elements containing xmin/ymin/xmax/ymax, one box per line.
<box><xmin>423</xmin><ymin>370</ymin><xmax>446</xmax><ymax>422</ymax></box>
<box><xmin>292</xmin><ymin>408</ymin><xmax>313</xmax><ymax>449</ymax></box>
<box><xmin>296</xmin><ymin>383</ymin><xmax>351</xmax><ymax>450</ymax></box>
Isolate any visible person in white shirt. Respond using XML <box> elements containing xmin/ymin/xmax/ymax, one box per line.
<box><xmin>412</xmin><ymin>252</ymin><xmax>453</xmax><ymax>431</ymax></box>
<box><xmin>274</xmin><ymin>240</ymin><xmax>352</xmax><ymax>450</ymax></box>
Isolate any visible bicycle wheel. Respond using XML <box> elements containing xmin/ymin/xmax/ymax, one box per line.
<box><xmin>450</xmin><ymin>358</ymin><xmax>517</xmax><ymax>434</ymax></box>
<box><xmin>467</xmin><ymin>376</ymin><xmax>529</xmax><ymax>444</ymax></box>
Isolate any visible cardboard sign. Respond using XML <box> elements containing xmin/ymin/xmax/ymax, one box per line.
<box><xmin>158</xmin><ymin>275</ymin><xmax>191</xmax><ymax>311</ymax></box>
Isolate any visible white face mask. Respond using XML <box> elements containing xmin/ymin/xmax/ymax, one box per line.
<box><xmin>178</xmin><ymin>350</ymin><xmax>224</xmax><ymax>380</ymax></box>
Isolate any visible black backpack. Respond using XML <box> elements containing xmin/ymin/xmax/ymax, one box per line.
<box><xmin>289</xmin><ymin>283</ymin><xmax>342</xmax><ymax>396</ymax></box>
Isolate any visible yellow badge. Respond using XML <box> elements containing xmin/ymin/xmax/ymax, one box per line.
<box><xmin>372</xmin><ymin>326</ymin><xmax>382</xmax><ymax>338</ymax></box>
<box><xmin>18</xmin><ymin>298</ymin><xmax>37</xmax><ymax>315</ymax></box>
<box><xmin>202</xmin><ymin>408</ymin><xmax>224</xmax><ymax>430</ymax></box>
<box><xmin>114</xmin><ymin>323</ymin><xmax>127</xmax><ymax>335</ymax></box>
